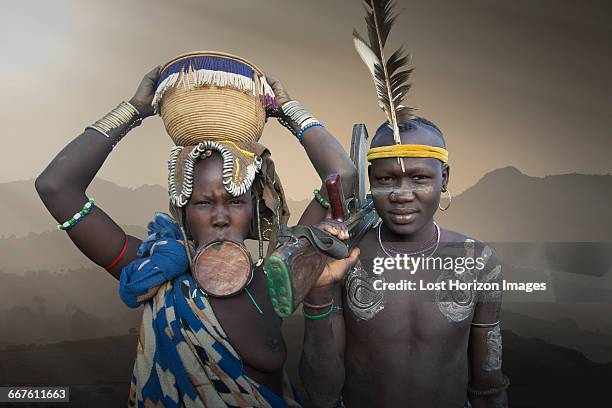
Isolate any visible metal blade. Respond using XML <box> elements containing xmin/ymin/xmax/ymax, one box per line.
<box><xmin>350</xmin><ymin>124</ymin><xmax>369</xmax><ymax>210</ymax></box>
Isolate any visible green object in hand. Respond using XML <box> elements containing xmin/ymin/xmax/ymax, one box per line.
<box><xmin>266</xmin><ymin>254</ymin><xmax>294</xmax><ymax>318</ymax></box>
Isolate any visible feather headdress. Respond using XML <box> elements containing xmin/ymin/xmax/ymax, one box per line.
<box><xmin>353</xmin><ymin>0</ymin><xmax>414</xmax><ymax>170</ymax></box>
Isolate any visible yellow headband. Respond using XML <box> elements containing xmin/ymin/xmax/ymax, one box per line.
<box><xmin>367</xmin><ymin>144</ymin><xmax>449</xmax><ymax>164</ymax></box>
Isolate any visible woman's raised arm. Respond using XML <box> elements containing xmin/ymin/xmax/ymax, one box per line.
<box><xmin>35</xmin><ymin>67</ymin><xmax>160</xmax><ymax>279</ymax></box>
<box><xmin>265</xmin><ymin>75</ymin><xmax>357</xmax><ymax>225</ymax></box>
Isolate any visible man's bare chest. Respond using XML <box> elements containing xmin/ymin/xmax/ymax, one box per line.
<box><xmin>343</xmin><ymin>257</ymin><xmax>477</xmax><ymax>338</ymax></box>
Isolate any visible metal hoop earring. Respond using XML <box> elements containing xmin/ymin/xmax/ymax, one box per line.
<box><xmin>438</xmin><ymin>188</ymin><xmax>452</xmax><ymax>211</ymax></box>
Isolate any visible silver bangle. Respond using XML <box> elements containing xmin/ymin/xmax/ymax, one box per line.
<box><xmin>280</xmin><ymin>100</ymin><xmax>319</xmax><ymax>132</ymax></box>
<box><xmin>86</xmin><ymin>101</ymin><xmax>142</xmax><ymax>142</ymax></box>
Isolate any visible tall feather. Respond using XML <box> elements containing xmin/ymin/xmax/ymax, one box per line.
<box><xmin>353</xmin><ymin>0</ymin><xmax>414</xmax><ymax>169</ymax></box>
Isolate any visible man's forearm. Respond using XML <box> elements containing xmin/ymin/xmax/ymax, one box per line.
<box><xmin>300</xmin><ymin>320</ymin><xmax>345</xmax><ymax>407</ymax></box>
<box><xmin>299</xmin><ymin>287</ymin><xmax>345</xmax><ymax>408</ymax></box>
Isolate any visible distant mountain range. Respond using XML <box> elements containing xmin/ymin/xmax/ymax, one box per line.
<box><xmin>2</xmin><ymin>167</ymin><xmax>610</xmax><ymax>241</ymax></box>
<box><xmin>436</xmin><ymin>166</ymin><xmax>612</xmax><ymax>242</ymax></box>
<box><xmin>501</xmin><ymin>309</ymin><xmax>612</xmax><ymax>363</ymax></box>
<box><xmin>1</xmin><ymin>168</ymin><xmax>611</xmax><ymax>273</ymax></box>
<box><xmin>0</xmin><ymin>226</ymin><xmax>148</xmax><ymax>274</ymax></box>
<box><xmin>0</xmin><ymin>178</ymin><xmax>309</xmax><ymax>273</ymax></box>
<box><xmin>0</xmin><ymin>177</ymin><xmax>312</xmax><ymax>238</ymax></box>
<box><xmin>0</xmin><ymin>178</ymin><xmax>163</xmax><ymax>273</ymax></box>
<box><xmin>0</xmin><ymin>178</ymin><xmax>169</xmax><ymax>238</ymax></box>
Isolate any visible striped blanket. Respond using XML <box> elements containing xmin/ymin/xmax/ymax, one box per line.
<box><xmin>120</xmin><ymin>212</ymin><xmax>302</xmax><ymax>407</ymax></box>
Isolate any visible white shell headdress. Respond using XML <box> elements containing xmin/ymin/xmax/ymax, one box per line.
<box><xmin>168</xmin><ymin>140</ymin><xmax>262</xmax><ymax>207</ymax></box>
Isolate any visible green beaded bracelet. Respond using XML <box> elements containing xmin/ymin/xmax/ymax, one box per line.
<box><xmin>303</xmin><ymin>304</ymin><xmax>337</xmax><ymax>320</ymax></box>
<box><xmin>58</xmin><ymin>198</ymin><xmax>95</xmax><ymax>231</ymax></box>
<box><xmin>313</xmin><ymin>189</ymin><xmax>331</xmax><ymax>209</ymax></box>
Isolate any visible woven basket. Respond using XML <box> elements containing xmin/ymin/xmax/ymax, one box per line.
<box><xmin>156</xmin><ymin>51</ymin><xmax>271</xmax><ymax>147</ymax></box>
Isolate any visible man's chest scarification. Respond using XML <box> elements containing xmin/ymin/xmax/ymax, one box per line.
<box><xmin>345</xmin><ymin>259</ymin><xmax>385</xmax><ymax>321</ymax></box>
<box><xmin>345</xmin><ymin>238</ymin><xmax>482</xmax><ymax>323</ymax></box>
<box><xmin>435</xmin><ymin>239</ymin><xmax>479</xmax><ymax>322</ymax></box>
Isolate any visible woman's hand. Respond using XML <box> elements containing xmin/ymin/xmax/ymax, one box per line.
<box><xmin>265</xmin><ymin>73</ymin><xmax>291</xmax><ymax>116</ymax></box>
<box><xmin>313</xmin><ymin>219</ymin><xmax>360</xmax><ymax>288</ymax></box>
<box><xmin>129</xmin><ymin>66</ymin><xmax>161</xmax><ymax>118</ymax></box>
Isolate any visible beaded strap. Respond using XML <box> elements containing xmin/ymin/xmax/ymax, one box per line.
<box><xmin>277</xmin><ymin>117</ymin><xmax>296</xmax><ymax>135</ymax></box>
<box><xmin>57</xmin><ymin>198</ymin><xmax>94</xmax><ymax>231</ymax></box>
<box><xmin>313</xmin><ymin>189</ymin><xmax>331</xmax><ymax>209</ymax></box>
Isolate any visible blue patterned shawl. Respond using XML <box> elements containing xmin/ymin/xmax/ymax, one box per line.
<box><xmin>120</xmin><ymin>213</ymin><xmax>301</xmax><ymax>407</ymax></box>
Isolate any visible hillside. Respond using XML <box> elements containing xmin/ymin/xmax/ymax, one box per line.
<box><xmin>436</xmin><ymin>166</ymin><xmax>612</xmax><ymax>242</ymax></box>
<box><xmin>0</xmin><ymin>178</ymin><xmax>310</xmax><ymax>238</ymax></box>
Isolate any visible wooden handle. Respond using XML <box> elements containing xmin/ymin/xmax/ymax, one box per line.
<box><xmin>325</xmin><ymin>173</ymin><xmax>345</xmax><ymax>222</ymax></box>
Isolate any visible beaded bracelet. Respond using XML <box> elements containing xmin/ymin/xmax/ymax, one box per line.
<box><xmin>57</xmin><ymin>198</ymin><xmax>95</xmax><ymax>231</ymax></box>
<box><xmin>277</xmin><ymin>117</ymin><xmax>297</xmax><ymax>135</ymax></box>
<box><xmin>313</xmin><ymin>189</ymin><xmax>331</xmax><ymax>209</ymax></box>
<box><xmin>303</xmin><ymin>304</ymin><xmax>339</xmax><ymax>320</ymax></box>
<box><xmin>296</xmin><ymin>122</ymin><xmax>324</xmax><ymax>144</ymax></box>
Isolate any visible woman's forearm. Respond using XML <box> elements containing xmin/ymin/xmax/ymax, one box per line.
<box><xmin>264</xmin><ymin>76</ymin><xmax>357</xmax><ymax>195</ymax></box>
<box><xmin>301</xmin><ymin>124</ymin><xmax>357</xmax><ymax>192</ymax></box>
<box><xmin>34</xmin><ymin>68</ymin><xmax>159</xmax><ymax>279</ymax></box>
<box><xmin>36</xmin><ymin>100</ymin><xmax>141</xmax><ymax>221</ymax></box>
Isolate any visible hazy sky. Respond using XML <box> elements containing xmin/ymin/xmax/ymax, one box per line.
<box><xmin>1</xmin><ymin>0</ymin><xmax>610</xmax><ymax>199</ymax></box>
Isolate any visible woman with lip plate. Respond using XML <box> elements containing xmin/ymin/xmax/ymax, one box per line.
<box><xmin>35</xmin><ymin>52</ymin><xmax>355</xmax><ymax>407</ymax></box>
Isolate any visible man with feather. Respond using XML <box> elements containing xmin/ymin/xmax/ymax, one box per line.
<box><xmin>298</xmin><ymin>1</ymin><xmax>509</xmax><ymax>407</ymax></box>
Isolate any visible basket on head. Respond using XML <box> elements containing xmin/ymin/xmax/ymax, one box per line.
<box><xmin>153</xmin><ymin>51</ymin><xmax>277</xmax><ymax>146</ymax></box>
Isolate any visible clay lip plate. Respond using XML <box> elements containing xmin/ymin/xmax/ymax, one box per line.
<box><xmin>193</xmin><ymin>240</ymin><xmax>253</xmax><ymax>297</ymax></box>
